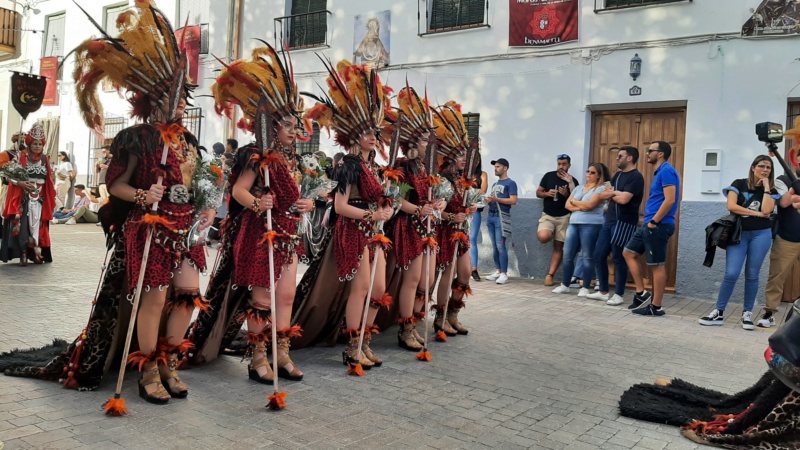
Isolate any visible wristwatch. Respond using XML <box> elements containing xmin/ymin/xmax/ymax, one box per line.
<box><xmin>649</xmin><ymin>219</ymin><xmax>660</xmax><ymax>226</ymax></box>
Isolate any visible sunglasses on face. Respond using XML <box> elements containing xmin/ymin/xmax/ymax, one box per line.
<box><xmin>557</xmin><ymin>154</ymin><xmax>569</xmax><ymax>160</ymax></box>
<box><xmin>616</xmin><ymin>154</ymin><xmax>628</xmax><ymax>160</ymax></box>
<box><xmin>646</xmin><ymin>149</ymin><xmax>660</xmax><ymax>154</ymax></box>
<box><xmin>586</xmin><ymin>170</ymin><xmax>598</xmax><ymax>175</ymax></box>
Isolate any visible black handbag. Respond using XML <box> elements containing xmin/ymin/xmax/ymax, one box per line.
<box><xmin>717</xmin><ymin>213</ymin><xmax>742</xmax><ymax>249</ymax></box>
<box><xmin>768</xmin><ymin>301</ymin><xmax>800</xmax><ymax>366</ymax></box>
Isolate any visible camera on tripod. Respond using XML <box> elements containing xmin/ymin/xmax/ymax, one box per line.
<box><xmin>756</xmin><ymin>122</ymin><xmax>784</xmax><ymax>144</ymax></box>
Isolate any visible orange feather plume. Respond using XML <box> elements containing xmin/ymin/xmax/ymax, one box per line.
<box><xmin>347</xmin><ymin>363</ymin><xmax>365</xmax><ymax>376</ymax></box>
<box><xmin>382</xmin><ymin>168</ymin><xmax>403</xmax><ymax>183</ymax></box>
<box><xmin>103</xmin><ymin>397</ymin><xmax>128</xmax><ymax>417</ymax></box>
<box><xmin>435</xmin><ymin>331</ymin><xmax>448</xmax><ymax>342</ymax></box>
<box><xmin>267</xmin><ymin>391</ymin><xmax>287</xmax><ymax>410</ymax></box>
<box><xmin>422</xmin><ymin>237</ymin><xmax>438</xmax><ymax>251</ymax></box>
<box><xmin>139</xmin><ymin>214</ymin><xmax>176</xmax><ymax>228</ymax></box>
<box><xmin>457</xmin><ymin>177</ymin><xmax>477</xmax><ymax>190</ymax></box>
<box><xmin>426</xmin><ymin>175</ymin><xmax>442</xmax><ymax>187</ymax></box>
<box><xmin>258</xmin><ymin>230</ymin><xmax>279</xmax><ymax>246</ymax></box>
<box><xmin>416</xmin><ymin>351</ymin><xmax>432</xmax><ymax>361</ymax></box>
<box><xmin>452</xmin><ymin>232</ymin><xmax>469</xmax><ymax>246</ymax></box>
<box><xmin>370</xmin><ymin>234</ymin><xmax>393</xmax><ymax>250</ymax></box>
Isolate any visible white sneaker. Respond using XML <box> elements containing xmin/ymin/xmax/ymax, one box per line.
<box><xmin>577</xmin><ymin>288</ymin><xmax>590</xmax><ymax>298</ymax></box>
<box><xmin>496</xmin><ymin>274</ymin><xmax>509</xmax><ymax>285</ymax></box>
<box><xmin>586</xmin><ymin>292</ymin><xmax>609</xmax><ymax>301</ymax></box>
<box><xmin>758</xmin><ymin>312</ymin><xmax>775</xmax><ymax>328</ymax></box>
<box><xmin>606</xmin><ymin>294</ymin><xmax>625</xmax><ymax>306</ymax></box>
<box><xmin>552</xmin><ymin>285</ymin><xmax>571</xmax><ymax>294</ymax></box>
<box><xmin>742</xmin><ymin>311</ymin><xmax>755</xmax><ymax>331</ymax></box>
<box><xmin>485</xmin><ymin>272</ymin><xmax>501</xmax><ymax>281</ymax></box>
<box><xmin>50</xmin><ymin>219</ymin><xmax>59</xmax><ymax>224</ymax></box>
<box><xmin>568</xmin><ymin>278</ymin><xmax>581</xmax><ymax>288</ymax></box>
<box><xmin>65</xmin><ymin>218</ymin><xmax>77</xmax><ymax>225</ymax></box>
<box><xmin>594</xmin><ymin>285</ymin><xmax>600</xmax><ymax>291</ymax></box>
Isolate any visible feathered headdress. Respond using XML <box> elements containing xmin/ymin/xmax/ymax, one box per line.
<box><xmin>25</xmin><ymin>122</ymin><xmax>46</xmax><ymax>146</ymax></box>
<box><xmin>303</xmin><ymin>58</ymin><xmax>392</xmax><ymax>149</ymax></box>
<box><xmin>383</xmin><ymin>82</ymin><xmax>433</xmax><ymax>155</ymax></box>
<box><xmin>70</xmin><ymin>0</ymin><xmax>192</xmax><ymax>132</ymax></box>
<box><xmin>211</xmin><ymin>42</ymin><xmax>308</xmax><ymax>136</ymax></box>
<box><xmin>432</xmin><ymin>101</ymin><xmax>469</xmax><ymax>161</ymax></box>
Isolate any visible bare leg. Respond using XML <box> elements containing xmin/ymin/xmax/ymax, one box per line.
<box><xmin>274</xmin><ymin>255</ymin><xmax>302</xmax><ymax>378</ymax></box>
<box><xmin>399</xmin><ymin>255</ymin><xmax>424</xmax><ymax>318</ymax></box>
<box><xmin>624</xmin><ymin>250</ymin><xmax>645</xmax><ymax>293</ymax></box>
<box><xmin>651</xmin><ymin>265</ymin><xmax>666</xmax><ymax>308</ymax></box>
<box><xmin>166</xmin><ymin>260</ymin><xmax>200</xmax><ymax>346</ymax></box>
<box><xmin>345</xmin><ymin>247</ymin><xmax>372</xmax><ymax>330</ymax></box>
<box><xmin>366</xmin><ymin>248</ymin><xmax>387</xmax><ymax>327</ymax></box>
<box><xmin>549</xmin><ymin>240</ymin><xmax>564</xmax><ymax>278</ymax></box>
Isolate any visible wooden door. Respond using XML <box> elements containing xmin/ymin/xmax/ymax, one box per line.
<box><xmin>590</xmin><ymin>109</ymin><xmax>686</xmax><ymax>292</ymax></box>
<box><xmin>783</xmin><ymin>104</ymin><xmax>800</xmax><ymax>302</ymax></box>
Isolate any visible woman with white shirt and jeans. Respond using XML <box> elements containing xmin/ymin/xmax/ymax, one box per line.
<box><xmin>54</xmin><ymin>151</ymin><xmax>75</xmax><ymax>209</ymax></box>
<box><xmin>552</xmin><ymin>162</ymin><xmax>611</xmax><ymax>296</ymax></box>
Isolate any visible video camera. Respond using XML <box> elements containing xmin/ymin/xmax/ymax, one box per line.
<box><xmin>755</xmin><ymin>122</ymin><xmax>800</xmax><ymax>188</ymax></box>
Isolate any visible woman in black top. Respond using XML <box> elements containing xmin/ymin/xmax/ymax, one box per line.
<box><xmin>699</xmin><ymin>155</ymin><xmax>780</xmax><ymax>330</ymax></box>
<box><xmin>469</xmin><ymin>155</ymin><xmax>488</xmax><ymax>281</ymax></box>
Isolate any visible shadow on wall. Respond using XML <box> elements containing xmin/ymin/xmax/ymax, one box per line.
<box><xmin>474</xmin><ymin>198</ymin><xmax>770</xmax><ymax>303</ymax></box>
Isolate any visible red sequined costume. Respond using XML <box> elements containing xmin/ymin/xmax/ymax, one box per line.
<box><xmin>392</xmin><ymin>158</ymin><xmax>433</xmax><ymax>269</ymax></box>
<box><xmin>232</xmin><ymin>146</ymin><xmax>303</xmax><ymax>289</ymax></box>
<box><xmin>334</xmin><ymin>155</ymin><xmax>386</xmax><ymax>281</ymax></box>
<box><xmin>436</xmin><ymin>178</ymin><xmax>469</xmax><ymax>271</ymax></box>
<box><xmin>105</xmin><ymin>125</ymin><xmax>206</xmax><ymax>293</ymax></box>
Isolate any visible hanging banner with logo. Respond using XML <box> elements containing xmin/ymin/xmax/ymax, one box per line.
<box><xmin>742</xmin><ymin>0</ymin><xmax>800</xmax><ymax>36</ymax></box>
<box><xmin>40</xmin><ymin>57</ymin><xmax>59</xmax><ymax>106</ymax></box>
<box><xmin>175</xmin><ymin>25</ymin><xmax>201</xmax><ymax>84</ymax></box>
<box><xmin>10</xmin><ymin>71</ymin><xmax>47</xmax><ymax>119</ymax></box>
<box><xmin>508</xmin><ymin>0</ymin><xmax>579</xmax><ymax>47</ymax></box>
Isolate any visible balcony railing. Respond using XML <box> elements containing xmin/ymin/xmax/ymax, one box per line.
<box><xmin>595</xmin><ymin>0</ymin><xmax>691</xmax><ymax>12</ymax></box>
<box><xmin>274</xmin><ymin>10</ymin><xmax>330</xmax><ymax>50</ymax></box>
<box><xmin>0</xmin><ymin>7</ymin><xmax>20</xmax><ymax>60</ymax></box>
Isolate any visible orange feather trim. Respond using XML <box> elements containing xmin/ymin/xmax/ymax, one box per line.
<box><xmin>156</xmin><ymin>122</ymin><xmax>187</xmax><ymax>148</ymax></box>
<box><xmin>370</xmin><ymin>233</ymin><xmax>393</xmax><ymax>250</ymax></box>
<box><xmin>258</xmin><ymin>230</ymin><xmax>279</xmax><ymax>246</ymax></box>
<box><xmin>158</xmin><ymin>338</ymin><xmax>195</xmax><ymax>355</ymax></box>
<box><xmin>126</xmin><ymin>351</ymin><xmax>167</xmax><ymax>372</ymax></box>
<box><xmin>457</xmin><ymin>177</ymin><xmax>477</xmax><ymax>190</ymax></box>
<box><xmin>397</xmin><ymin>316</ymin><xmax>416</xmax><ymax>326</ymax></box>
<box><xmin>103</xmin><ymin>398</ymin><xmax>128</xmax><ymax>417</ymax></box>
<box><xmin>267</xmin><ymin>391</ymin><xmax>287</xmax><ymax>410</ymax></box>
<box><xmin>682</xmin><ymin>404</ymin><xmax>754</xmax><ymax>435</ymax></box>
<box><xmin>194</xmin><ymin>296</ymin><xmax>211</xmax><ymax>313</ymax></box>
<box><xmin>416</xmin><ymin>351</ymin><xmax>432</xmax><ymax>361</ymax></box>
<box><xmin>422</xmin><ymin>237</ymin><xmax>438</xmax><ymax>251</ymax></box>
<box><xmin>347</xmin><ymin>363</ymin><xmax>365</xmax><ymax>376</ymax></box>
<box><xmin>138</xmin><ymin>214</ymin><xmax>176</xmax><ymax>228</ymax></box>
<box><xmin>435</xmin><ymin>330</ymin><xmax>448</xmax><ymax>342</ymax></box>
<box><xmin>368</xmin><ymin>324</ymin><xmax>381</xmax><ymax>335</ymax></box>
<box><xmin>426</xmin><ymin>175</ymin><xmax>442</xmax><ymax>187</ymax></box>
<box><xmin>276</xmin><ymin>325</ymin><xmax>303</xmax><ymax>339</ymax></box>
<box><xmin>370</xmin><ymin>293</ymin><xmax>393</xmax><ymax>309</ymax></box>
<box><xmin>382</xmin><ymin>168</ymin><xmax>404</xmax><ymax>183</ymax></box>
<box><xmin>452</xmin><ymin>231</ymin><xmax>469</xmax><ymax>246</ymax></box>
<box><xmin>259</xmin><ymin>152</ymin><xmax>283</xmax><ymax>171</ymax></box>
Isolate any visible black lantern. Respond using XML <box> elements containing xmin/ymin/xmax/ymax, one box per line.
<box><xmin>630</xmin><ymin>53</ymin><xmax>642</xmax><ymax>81</ymax></box>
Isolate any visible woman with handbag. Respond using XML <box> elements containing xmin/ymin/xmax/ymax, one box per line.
<box><xmin>699</xmin><ymin>155</ymin><xmax>781</xmax><ymax>329</ymax></box>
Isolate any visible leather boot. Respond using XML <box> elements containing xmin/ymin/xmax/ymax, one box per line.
<box><xmin>157</xmin><ymin>339</ymin><xmax>191</xmax><ymax>398</ymax></box>
<box><xmin>412</xmin><ymin>311</ymin><xmax>426</xmax><ymax>344</ymax></box>
<box><xmin>248</xmin><ymin>337</ymin><xmax>274</xmax><ymax>385</ymax></box>
<box><xmin>447</xmin><ymin>307</ymin><xmax>469</xmax><ymax>335</ymax></box>
<box><xmin>398</xmin><ymin>317</ymin><xmax>423</xmax><ymax>351</ymax></box>
<box><xmin>433</xmin><ymin>305</ymin><xmax>457</xmax><ymax>336</ymax></box>
<box><xmin>342</xmin><ymin>330</ymin><xmax>374</xmax><ymax>370</ymax></box>
<box><xmin>133</xmin><ymin>356</ymin><xmax>170</xmax><ymax>405</ymax></box>
<box><xmin>276</xmin><ymin>326</ymin><xmax>304</xmax><ymax>381</ymax></box>
<box><xmin>361</xmin><ymin>326</ymin><xmax>383</xmax><ymax>367</ymax></box>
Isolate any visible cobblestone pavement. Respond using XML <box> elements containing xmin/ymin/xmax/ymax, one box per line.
<box><xmin>0</xmin><ymin>225</ymin><xmax>785</xmax><ymax>449</ymax></box>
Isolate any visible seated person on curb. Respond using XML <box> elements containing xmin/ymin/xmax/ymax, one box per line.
<box><xmin>52</xmin><ymin>184</ymin><xmax>100</xmax><ymax>224</ymax></box>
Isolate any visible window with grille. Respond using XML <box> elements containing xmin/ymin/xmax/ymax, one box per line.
<box><xmin>103</xmin><ymin>3</ymin><xmax>128</xmax><ymax>38</ymax></box>
<box><xmin>463</xmin><ymin>113</ymin><xmax>480</xmax><ymax>142</ymax></box>
<box><xmin>43</xmin><ymin>12</ymin><xmax>65</xmax><ymax>57</ymax></box>
<box><xmin>286</xmin><ymin>0</ymin><xmax>327</xmax><ymax>49</ymax></box>
<box><xmin>602</xmin><ymin>0</ymin><xmax>685</xmax><ymax>10</ymax></box>
<box><xmin>429</xmin><ymin>0</ymin><xmax>486</xmax><ymax>32</ymax></box>
<box><xmin>176</xmin><ymin>0</ymin><xmax>211</xmax><ymax>25</ymax></box>
<box><xmin>296</xmin><ymin>122</ymin><xmax>321</xmax><ymax>155</ymax></box>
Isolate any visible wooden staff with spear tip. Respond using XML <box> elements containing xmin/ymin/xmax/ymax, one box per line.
<box><xmin>417</xmin><ymin>130</ymin><xmax>439</xmax><ymax>361</ymax></box>
<box><xmin>436</xmin><ymin>138</ymin><xmax>480</xmax><ymax>343</ymax></box>
<box><xmin>103</xmin><ymin>49</ymin><xmax>189</xmax><ymax>416</ymax></box>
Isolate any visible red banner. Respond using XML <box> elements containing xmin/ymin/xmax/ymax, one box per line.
<box><xmin>40</xmin><ymin>57</ymin><xmax>59</xmax><ymax>106</ymax></box>
<box><xmin>175</xmin><ymin>26</ymin><xmax>201</xmax><ymax>84</ymax></box>
<box><xmin>509</xmin><ymin>0</ymin><xmax>579</xmax><ymax>47</ymax></box>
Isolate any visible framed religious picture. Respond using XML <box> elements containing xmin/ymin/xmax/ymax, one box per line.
<box><xmin>353</xmin><ymin>10</ymin><xmax>390</xmax><ymax>70</ymax></box>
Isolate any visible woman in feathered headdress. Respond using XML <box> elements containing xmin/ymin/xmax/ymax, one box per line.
<box><xmin>0</xmin><ymin>122</ymin><xmax>57</xmax><ymax>266</ymax></box>
<box><xmin>381</xmin><ymin>85</ymin><xmax>445</xmax><ymax>352</ymax></box>
<box><xmin>189</xmin><ymin>44</ymin><xmax>312</xmax><ymax>384</ymax></box>
<box><xmin>432</xmin><ymin>101</ymin><xmax>479</xmax><ymax>338</ymax></box>
<box><xmin>292</xmin><ymin>59</ymin><xmax>394</xmax><ymax>370</ymax></box>
<box><xmin>1</xmin><ymin>1</ymin><xmax>220</xmax><ymax>410</ymax></box>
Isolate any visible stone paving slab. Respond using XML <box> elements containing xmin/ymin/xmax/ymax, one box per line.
<box><xmin>0</xmin><ymin>225</ymin><xmax>784</xmax><ymax>449</ymax></box>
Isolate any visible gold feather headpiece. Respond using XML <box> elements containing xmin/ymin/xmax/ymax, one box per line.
<box><xmin>383</xmin><ymin>82</ymin><xmax>433</xmax><ymax>152</ymax></box>
<box><xmin>211</xmin><ymin>42</ymin><xmax>307</xmax><ymax>135</ymax></box>
<box><xmin>303</xmin><ymin>58</ymin><xmax>392</xmax><ymax>149</ymax></box>
<box><xmin>70</xmin><ymin>0</ymin><xmax>192</xmax><ymax>132</ymax></box>
<box><xmin>432</xmin><ymin>101</ymin><xmax>469</xmax><ymax>161</ymax></box>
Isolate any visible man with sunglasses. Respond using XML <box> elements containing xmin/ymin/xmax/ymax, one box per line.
<box><xmin>624</xmin><ymin>141</ymin><xmax>680</xmax><ymax>316</ymax></box>
<box><xmin>537</xmin><ymin>154</ymin><xmax>579</xmax><ymax>287</ymax></box>
<box><xmin>587</xmin><ymin>146</ymin><xmax>644</xmax><ymax>305</ymax></box>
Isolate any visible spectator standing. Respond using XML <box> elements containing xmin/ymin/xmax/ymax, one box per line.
<box><xmin>587</xmin><ymin>146</ymin><xmax>645</xmax><ymax>305</ymax></box>
<box><xmin>537</xmin><ymin>154</ymin><xmax>579</xmax><ymax>286</ymax></box>
<box><xmin>624</xmin><ymin>141</ymin><xmax>681</xmax><ymax>316</ymax></box>
<box><xmin>54</xmin><ymin>151</ymin><xmax>75</xmax><ymax>209</ymax></box>
<box><xmin>51</xmin><ymin>184</ymin><xmax>100</xmax><ymax>224</ymax></box>
<box><xmin>212</xmin><ymin>142</ymin><xmax>225</xmax><ymax>158</ymax></box>
<box><xmin>699</xmin><ymin>155</ymin><xmax>778</xmax><ymax>329</ymax></box>
<box><xmin>224</xmin><ymin>138</ymin><xmax>238</xmax><ymax>155</ymax></box>
<box><xmin>485</xmin><ymin>158</ymin><xmax>518</xmax><ymax>285</ymax></box>
<box><xmin>552</xmin><ymin>162</ymin><xmax>610</xmax><ymax>296</ymax></box>
<box><xmin>757</xmin><ymin>167</ymin><xmax>800</xmax><ymax>328</ymax></box>
<box><xmin>95</xmin><ymin>147</ymin><xmax>111</xmax><ymax>203</ymax></box>
<box><xmin>470</xmin><ymin>157</ymin><xmax>489</xmax><ymax>281</ymax></box>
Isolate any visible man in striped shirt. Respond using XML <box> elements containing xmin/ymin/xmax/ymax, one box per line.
<box><xmin>586</xmin><ymin>146</ymin><xmax>644</xmax><ymax>306</ymax></box>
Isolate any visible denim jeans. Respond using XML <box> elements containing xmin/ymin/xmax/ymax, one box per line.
<box><xmin>593</xmin><ymin>223</ymin><xmax>629</xmax><ymax>296</ymax></box>
<box><xmin>469</xmin><ymin>210</ymin><xmax>482</xmax><ymax>268</ymax></box>
<box><xmin>486</xmin><ymin>213</ymin><xmax>508</xmax><ymax>273</ymax></box>
<box><xmin>561</xmin><ymin>223</ymin><xmax>601</xmax><ymax>288</ymax></box>
<box><xmin>716</xmin><ymin>228</ymin><xmax>773</xmax><ymax>313</ymax></box>
<box><xmin>53</xmin><ymin>210</ymin><xmax>75</xmax><ymax>220</ymax></box>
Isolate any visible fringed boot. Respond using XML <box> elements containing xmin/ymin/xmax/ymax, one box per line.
<box><xmin>275</xmin><ymin>326</ymin><xmax>304</xmax><ymax>381</ymax></box>
<box><xmin>448</xmin><ymin>280</ymin><xmax>471</xmax><ymax>335</ymax></box>
<box><xmin>342</xmin><ymin>329</ymin><xmax>374</xmax><ymax>371</ymax></box>
<box><xmin>362</xmin><ymin>325</ymin><xmax>383</xmax><ymax>367</ymax></box>
<box><xmin>157</xmin><ymin>338</ymin><xmax>193</xmax><ymax>398</ymax></box>
<box><xmin>412</xmin><ymin>311</ymin><xmax>427</xmax><ymax>345</ymax></box>
<box><xmin>397</xmin><ymin>316</ymin><xmax>423</xmax><ymax>351</ymax></box>
<box><xmin>127</xmin><ymin>350</ymin><xmax>170</xmax><ymax>405</ymax></box>
<box><xmin>246</xmin><ymin>332</ymin><xmax>274</xmax><ymax>385</ymax></box>
<box><xmin>434</xmin><ymin>305</ymin><xmax>457</xmax><ymax>337</ymax></box>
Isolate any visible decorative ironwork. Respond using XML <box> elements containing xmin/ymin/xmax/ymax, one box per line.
<box><xmin>274</xmin><ymin>10</ymin><xmax>330</xmax><ymax>50</ymax></box>
<box><xmin>296</xmin><ymin>122</ymin><xmax>321</xmax><ymax>155</ymax></box>
<box><xmin>183</xmin><ymin>107</ymin><xmax>203</xmax><ymax>142</ymax></box>
<box><xmin>87</xmin><ymin>115</ymin><xmax>127</xmax><ymax>188</ymax></box>
<box><xmin>429</xmin><ymin>0</ymin><xmax>487</xmax><ymax>32</ymax></box>
<box><xmin>463</xmin><ymin>113</ymin><xmax>480</xmax><ymax>141</ymax></box>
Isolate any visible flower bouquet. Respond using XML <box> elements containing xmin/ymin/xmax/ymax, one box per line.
<box><xmin>0</xmin><ymin>162</ymin><xmax>28</xmax><ymax>183</ymax></box>
<box><xmin>429</xmin><ymin>175</ymin><xmax>455</xmax><ymax>220</ymax></box>
<box><xmin>295</xmin><ymin>154</ymin><xmax>337</xmax><ymax>236</ymax></box>
<box><xmin>187</xmin><ymin>158</ymin><xmax>225</xmax><ymax>247</ymax></box>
